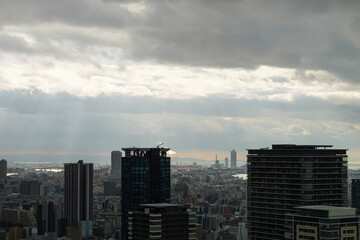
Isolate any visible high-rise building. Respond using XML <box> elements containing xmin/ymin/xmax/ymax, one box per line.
<box><xmin>285</xmin><ymin>206</ymin><xmax>359</xmax><ymax>240</ymax></box>
<box><xmin>230</xmin><ymin>149</ymin><xmax>237</xmax><ymax>168</ymax></box>
<box><xmin>121</xmin><ymin>147</ymin><xmax>171</xmax><ymax>239</ymax></box>
<box><xmin>225</xmin><ymin>157</ymin><xmax>229</xmax><ymax>168</ymax></box>
<box><xmin>128</xmin><ymin>203</ymin><xmax>196</xmax><ymax>239</ymax></box>
<box><xmin>351</xmin><ymin>179</ymin><xmax>360</xmax><ymax>214</ymax></box>
<box><xmin>247</xmin><ymin>144</ymin><xmax>348</xmax><ymax>240</ymax></box>
<box><xmin>111</xmin><ymin>151</ymin><xmax>122</xmax><ymax>178</ymax></box>
<box><xmin>64</xmin><ymin>160</ymin><xmax>93</xmax><ymax>237</ymax></box>
<box><xmin>0</xmin><ymin>159</ymin><xmax>7</xmax><ymax>179</ymax></box>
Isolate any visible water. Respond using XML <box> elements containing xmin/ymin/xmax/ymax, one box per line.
<box><xmin>233</xmin><ymin>173</ymin><xmax>247</xmax><ymax>180</ymax></box>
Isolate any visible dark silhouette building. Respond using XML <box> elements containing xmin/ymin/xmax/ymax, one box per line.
<box><xmin>351</xmin><ymin>179</ymin><xmax>360</xmax><ymax>215</ymax></box>
<box><xmin>247</xmin><ymin>144</ymin><xmax>348</xmax><ymax>240</ymax></box>
<box><xmin>36</xmin><ymin>202</ymin><xmax>60</xmax><ymax>236</ymax></box>
<box><xmin>64</xmin><ymin>160</ymin><xmax>93</xmax><ymax>237</ymax></box>
<box><xmin>20</xmin><ymin>180</ymin><xmax>40</xmax><ymax>196</ymax></box>
<box><xmin>0</xmin><ymin>159</ymin><xmax>7</xmax><ymax>179</ymax></box>
<box><xmin>111</xmin><ymin>151</ymin><xmax>122</xmax><ymax>178</ymax></box>
<box><xmin>121</xmin><ymin>147</ymin><xmax>171</xmax><ymax>239</ymax></box>
<box><xmin>129</xmin><ymin>203</ymin><xmax>196</xmax><ymax>239</ymax></box>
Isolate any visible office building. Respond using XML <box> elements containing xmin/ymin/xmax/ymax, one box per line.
<box><xmin>64</xmin><ymin>160</ymin><xmax>93</xmax><ymax>237</ymax></box>
<box><xmin>128</xmin><ymin>203</ymin><xmax>196</xmax><ymax>239</ymax></box>
<box><xmin>247</xmin><ymin>144</ymin><xmax>348</xmax><ymax>240</ymax></box>
<box><xmin>36</xmin><ymin>202</ymin><xmax>61</xmax><ymax>236</ymax></box>
<box><xmin>20</xmin><ymin>180</ymin><xmax>40</xmax><ymax>196</ymax></box>
<box><xmin>351</xmin><ymin>179</ymin><xmax>360</xmax><ymax>215</ymax></box>
<box><xmin>225</xmin><ymin>157</ymin><xmax>229</xmax><ymax>169</ymax></box>
<box><xmin>0</xmin><ymin>159</ymin><xmax>6</xmax><ymax>179</ymax></box>
<box><xmin>121</xmin><ymin>147</ymin><xmax>171</xmax><ymax>239</ymax></box>
<box><xmin>111</xmin><ymin>151</ymin><xmax>122</xmax><ymax>178</ymax></box>
<box><xmin>285</xmin><ymin>205</ymin><xmax>359</xmax><ymax>240</ymax></box>
<box><xmin>230</xmin><ymin>149</ymin><xmax>236</xmax><ymax>168</ymax></box>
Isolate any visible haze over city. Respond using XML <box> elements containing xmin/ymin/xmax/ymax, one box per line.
<box><xmin>1</xmin><ymin>0</ymin><xmax>360</xmax><ymax>166</ymax></box>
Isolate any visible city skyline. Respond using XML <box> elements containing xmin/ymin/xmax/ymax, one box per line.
<box><xmin>1</xmin><ymin>1</ymin><xmax>360</xmax><ymax>166</ymax></box>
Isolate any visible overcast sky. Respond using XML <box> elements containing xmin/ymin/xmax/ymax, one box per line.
<box><xmin>1</xmin><ymin>0</ymin><xmax>360</xmax><ymax>166</ymax></box>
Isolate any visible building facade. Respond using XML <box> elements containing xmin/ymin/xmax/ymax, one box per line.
<box><xmin>111</xmin><ymin>151</ymin><xmax>122</xmax><ymax>178</ymax></box>
<box><xmin>0</xmin><ymin>159</ymin><xmax>7</xmax><ymax>179</ymax></box>
<box><xmin>20</xmin><ymin>180</ymin><xmax>40</xmax><ymax>196</ymax></box>
<box><xmin>285</xmin><ymin>206</ymin><xmax>359</xmax><ymax>240</ymax></box>
<box><xmin>230</xmin><ymin>150</ymin><xmax>236</xmax><ymax>168</ymax></box>
<box><xmin>128</xmin><ymin>203</ymin><xmax>196</xmax><ymax>240</ymax></box>
<box><xmin>247</xmin><ymin>144</ymin><xmax>348</xmax><ymax>240</ymax></box>
<box><xmin>64</xmin><ymin>160</ymin><xmax>93</xmax><ymax>236</ymax></box>
<box><xmin>121</xmin><ymin>147</ymin><xmax>171</xmax><ymax>239</ymax></box>
<box><xmin>351</xmin><ymin>179</ymin><xmax>360</xmax><ymax>215</ymax></box>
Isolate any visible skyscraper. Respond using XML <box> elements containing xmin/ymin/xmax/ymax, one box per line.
<box><xmin>0</xmin><ymin>159</ymin><xmax>7</xmax><ymax>179</ymax></box>
<box><xmin>230</xmin><ymin>149</ymin><xmax>236</xmax><ymax>168</ymax></box>
<box><xmin>247</xmin><ymin>144</ymin><xmax>348</xmax><ymax>240</ymax></box>
<box><xmin>64</xmin><ymin>160</ymin><xmax>93</xmax><ymax>237</ymax></box>
<box><xmin>111</xmin><ymin>151</ymin><xmax>122</xmax><ymax>178</ymax></box>
<box><xmin>225</xmin><ymin>157</ymin><xmax>229</xmax><ymax>168</ymax></box>
<box><xmin>121</xmin><ymin>147</ymin><xmax>171</xmax><ymax>239</ymax></box>
<box><xmin>351</xmin><ymin>179</ymin><xmax>360</xmax><ymax>214</ymax></box>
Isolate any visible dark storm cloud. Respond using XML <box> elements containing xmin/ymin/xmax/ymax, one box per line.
<box><xmin>1</xmin><ymin>0</ymin><xmax>360</xmax><ymax>82</ymax></box>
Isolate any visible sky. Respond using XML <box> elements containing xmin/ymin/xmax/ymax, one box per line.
<box><xmin>1</xmin><ymin>0</ymin><xmax>360</xmax><ymax>166</ymax></box>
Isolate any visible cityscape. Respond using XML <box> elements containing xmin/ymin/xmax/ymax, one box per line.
<box><xmin>1</xmin><ymin>0</ymin><xmax>360</xmax><ymax>240</ymax></box>
<box><xmin>0</xmin><ymin>145</ymin><xmax>359</xmax><ymax>239</ymax></box>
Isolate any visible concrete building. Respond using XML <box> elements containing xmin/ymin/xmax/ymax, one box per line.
<box><xmin>121</xmin><ymin>147</ymin><xmax>171</xmax><ymax>239</ymax></box>
<box><xmin>230</xmin><ymin>150</ymin><xmax>236</xmax><ymax>169</ymax></box>
<box><xmin>247</xmin><ymin>144</ymin><xmax>348</xmax><ymax>240</ymax></box>
<box><xmin>64</xmin><ymin>160</ymin><xmax>93</xmax><ymax>237</ymax></box>
<box><xmin>285</xmin><ymin>205</ymin><xmax>359</xmax><ymax>240</ymax></box>
<box><xmin>128</xmin><ymin>203</ymin><xmax>196</xmax><ymax>239</ymax></box>
<box><xmin>0</xmin><ymin>159</ymin><xmax>6</xmax><ymax>179</ymax></box>
<box><xmin>225</xmin><ymin>157</ymin><xmax>229</xmax><ymax>169</ymax></box>
<box><xmin>111</xmin><ymin>151</ymin><xmax>122</xmax><ymax>178</ymax></box>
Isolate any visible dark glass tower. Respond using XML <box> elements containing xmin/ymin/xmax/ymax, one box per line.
<box><xmin>247</xmin><ymin>144</ymin><xmax>348</xmax><ymax>240</ymax></box>
<box><xmin>351</xmin><ymin>179</ymin><xmax>360</xmax><ymax>214</ymax></box>
<box><xmin>121</xmin><ymin>147</ymin><xmax>171</xmax><ymax>239</ymax></box>
<box><xmin>64</xmin><ymin>160</ymin><xmax>93</xmax><ymax>228</ymax></box>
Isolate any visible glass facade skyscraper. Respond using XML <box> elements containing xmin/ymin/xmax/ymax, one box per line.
<box><xmin>121</xmin><ymin>147</ymin><xmax>171</xmax><ymax>239</ymax></box>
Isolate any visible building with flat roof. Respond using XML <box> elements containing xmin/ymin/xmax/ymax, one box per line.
<box><xmin>121</xmin><ymin>147</ymin><xmax>171</xmax><ymax>239</ymax></box>
<box><xmin>111</xmin><ymin>151</ymin><xmax>122</xmax><ymax>178</ymax></box>
<box><xmin>64</xmin><ymin>160</ymin><xmax>93</xmax><ymax>237</ymax></box>
<box><xmin>0</xmin><ymin>159</ymin><xmax>6</xmax><ymax>179</ymax></box>
<box><xmin>230</xmin><ymin>150</ymin><xmax>237</xmax><ymax>168</ymax></box>
<box><xmin>247</xmin><ymin>144</ymin><xmax>348</xmax><ymax>240</ymax></box>
<box><xmin>285</xmin><ymin>205</ymin><xmax>359</xmax><ymax>240</ymax></box>
<box><xmin>128</xmin><ymin>203</ymin><xmax>196</xmax><ymax>239</ymax></box>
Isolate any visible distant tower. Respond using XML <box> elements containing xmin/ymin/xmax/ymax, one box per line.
<box><xmin>64</xmin><ymin>160</ymin><xmax>93</xmax><ymax>237</ymax></box>
<box><xmin>121</xmin><ymin>147</ymin><xmax>171</xmax><ymax>240</ymax></box>
<box><xmin>215</xmin><ymin>154</ymin><xmax>219</xmax><ymax>165</ymax></box>
<box><xmin>111</xmin><ymin>151</ymin><xmax>122</xmax><ymax>178</ymax></box>
<box><xmin>230</xmin><ymin>150</ymin><xmax>237</xmax><ymax>168</ymax></box>
<box><xmin>0</xmin><ymin>159</ymin><xmax>7</xmax><ymax>179</ymax></box>
<box><xmin>225</xmin><ymin>157</ymin><xmax>229</xmax><ymax>168</ymax></box>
